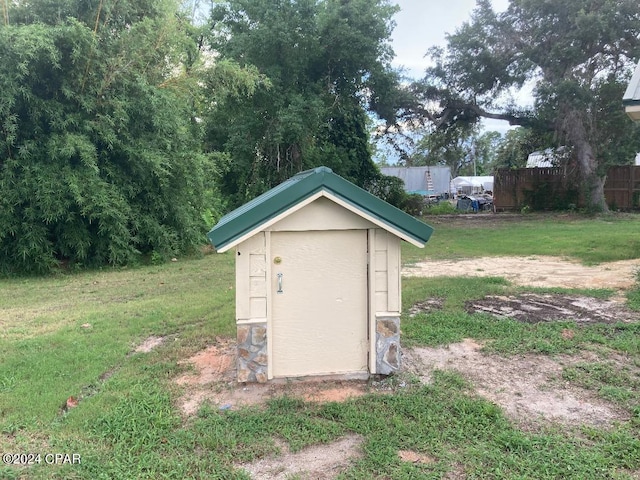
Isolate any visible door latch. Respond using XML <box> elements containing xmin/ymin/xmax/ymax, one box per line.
<box><xmin>277</xmin><ymin>273</ymin><xmax>283</xmax><ymax>294</ymax></box>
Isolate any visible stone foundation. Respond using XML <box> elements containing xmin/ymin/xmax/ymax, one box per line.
<box><xmin>236</xmin><ymin>323</ymin><xmax>268</xmax><ymax>383</ymax></box>
<box><xmin>376</xmin><ymin>316</ymin><xmax>400</xmax><ymax>375</ymax></box>
<box><xmin>237</xmin><ymin>317</ymin><xmax>400</xmax><ymax>382</ymax></box>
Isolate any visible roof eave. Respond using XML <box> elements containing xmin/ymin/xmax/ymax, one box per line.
<box><xmin>207</xmin><ymin>167</ymin><xmax>434</xmax><ymax>252</ymax></box>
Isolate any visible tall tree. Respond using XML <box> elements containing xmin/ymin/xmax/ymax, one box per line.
<box><xmin>0</xmin><ymin>0</ymin><xmax>211</xmax><ymax>273</ymax></box>
<box><xmin>491</xmin><ymin>127</ymin><xmax>551</xmax><ymax>170</ymax></box>
<box><xmin>205</xmin><ymin>0</ymin><xmax>402</xmax><ymax>208</ymax></box>
<box><xmin>412</xmin><ymin>0</ymin><xmax>640</xmax><ymax>210</ymax></box>
<box><xmin>411</xmin><ymin>125</ymin><xmax>501</xmax><ymax>177</ymax></box>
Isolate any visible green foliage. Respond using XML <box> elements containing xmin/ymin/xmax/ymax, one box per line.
<box><xmin>0</xmin><ymin>252</ymin><xmax>235</xmax><ymax>430</ymax></box>
<box><xmin>562</xmin><ymin>362</ymin><xmax>640</xmax><ymax>411</ymax></box>
<box><xmin>411</xmin><ymin>124</ymin><xmax>501</xmax><ymax>177</ymax></box>
<box><xmin>423</xmin><ymin>201</ymin><xmax>458</xmax><ymax>215</ymax></box>
<box><xmin>206</xmin><ymin>0</ymin><xmax>401</xmax><ymax>208</ymax></box>
<box><xmin>415</xmin><ymin>0</ymin><xmax>640</xmax><ymax>210</ymax></box>
<box><xmin>94</xmin><ymin>383</ymin><xmax>180</xmax><ymax>453</ymax></box>
<box><xmin>365</xmin><ymin>174</ymin><xmax>429</xmax><ymax>215</ymax></box>
<box><xmin>628</xmin><ymin>271</ymin><xmax>640</xmax><ymax>311</ymax></box>
<box><xmin>522</xmin><ymin>179</ymin><xmax>580</xmax><ymax>211</ymax></box>
<box><xmin>364</xmin><ymin>173</ymin><xmax>408</xmax><ymax>209</ymax></box>
<box><xmin>492</xmin><ymin>127</ymin><xmax>552</xmax><ymax>171</ymax></box>
<box><xmin>0</xmin><ymin>0</ymin><xmax>215</xmax><ymax>274</ymax></box>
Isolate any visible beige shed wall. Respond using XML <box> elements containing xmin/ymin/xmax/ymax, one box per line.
<box><xmin>373</xmin><ymin>229</ymin><xmax>401</xmax><ymax>315</ymax></box>
<box><xmin>235</xmin><ymin>200</ymin><xmax>405</xmax><ymax>380</ymax></box>
<box><xmin>236</xmin><ymin>233</ymin><xmax>268</xmax><ymax>323</ymax></box>
<box><xmin>266</xmin><ymin>196</ymin><xmax>376</xmax><ymax>232</ymax></box>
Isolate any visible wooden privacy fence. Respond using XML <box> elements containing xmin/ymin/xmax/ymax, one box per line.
<box><xmin>494</xmin><ymin>165</ymin><xmax>640</xmax><ymax>211</ymax></box>
<box><xmin>605</xmin><ymin>165</ymin><xmax>640</xmax><ymax>209</ymax></box>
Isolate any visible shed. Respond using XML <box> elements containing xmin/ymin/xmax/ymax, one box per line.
<box><xmin>208</xmin><ymin>166</ymin><xmax>433</xmax><ymax>383</ymax></box>
<box><xmin>381</xmin><ymin>166</ymin><xmax>452</xmax><ymax>196</ymax></box>
<box><xmin>623</xmin><ymin>61</ymin><xmax>640</xmax><ymax>121</ymax></box>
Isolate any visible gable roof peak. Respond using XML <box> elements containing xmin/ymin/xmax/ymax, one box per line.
<box><xmin>208</xmin><ymin>166</ymin><xmax>434</xmax><ymax>252</ymax></box>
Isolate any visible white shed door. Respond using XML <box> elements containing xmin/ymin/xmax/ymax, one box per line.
<box><xmin>271</xmin><ymin>230</ymin><xmax>368</xmax><ymax>377</ymax></box>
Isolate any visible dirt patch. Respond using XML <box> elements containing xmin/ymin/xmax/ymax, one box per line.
<box><xmin>403</xmin><ymin>256</ymin><xmax>640</xmax><ymax>291</ymax></box>
<box><xmin>174</xmin><ymin>340</ymin><xmax>373</xmax><ymax>416</ymax></box>
<box><xmin>402</xmin><ymin>254</ymin><xmax>637</xmax><ymax>428</ymax></box>
<box><xmin>404</xmin><ymin>339</ymin><xmax>626</xmax><ymax>427</ymax></box>
<box><xmin>466</xmin><ymin>293</ymin><xmax>637</xmax><ymax>324</ymax></box>
<box><xmin>168</xmin><ymin>250</ymin><xmax>639</xmax><ymax>475</ymax></box>
<box><xmin>175</xmin><ymin>341</ymin><xmax>236</xmax><ymax>385</ymax></box>
<box><xmin>134</xmin><ymin>335</ymin><xmax>165</xmax><ymax>353</ymax></box>
<box><xmin>398</xmin><ymin>450</ymin><xmax>436</xmax><ymax>465</ymax></box>
<box><xmin>238</xmin><ymin>434</ymin><xmax>363</xmax><ymax>480</ymax></box>
<box><xmin>409</xmin><ymin>298</ymin><xmax>444</xmax><ymax>316</ymax></box>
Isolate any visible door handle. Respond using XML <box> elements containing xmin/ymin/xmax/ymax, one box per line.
<box><xmin>277</xmin><ymin>273</ymin><xmax>283</xmax><ymax>294</ymax></box>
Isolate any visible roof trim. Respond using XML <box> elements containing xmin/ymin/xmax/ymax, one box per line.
<box><xmin>208</xmin><ymin>166</ymin><xmax>433</xmax><ymax>252</ymax></box>
<box><xmin>215</xmin><ymin>191</ymin><xmax>324</xmax><ymax>253</ymax></box>
<box><xmin>322</xmin><ymin>191</ymin><xmax>425</xmax><ymax>247</ymax></box>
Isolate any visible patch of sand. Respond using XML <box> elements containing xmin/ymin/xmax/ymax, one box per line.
<box><xmin>238</xmin><ymin>434</ymin><xmax>363</xmax><ymax>480</ymax></box>
<box><xmin>404</xmin><ymin>339</ymin><xmax>626</xmax><ymax>427</ymax></box>
<box><xmin>175</xmin><ymin>341</ymin><xmax>371</xmax><ymax>416</ymax></box>
<box><xmin>398</xmin><ymin>450</ymin><xmax>436</xmax><ymax>464</ymax></box>
<box><xmin>403</xmin><ymin>256</ymin><xmax>640</xmax><ymax>291</ymax></box>
<box><xmin>133</xmin><ymin>335</ymin><xmax>165</xmax><ymax>353</ymax></box>
<box><xmin>175</xmin><ymin>342</ymin><xmax>236</xmax><ymax>385</ymax></box>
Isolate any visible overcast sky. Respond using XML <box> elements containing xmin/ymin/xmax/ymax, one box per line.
<box><xmin>390</xmin><ymin>0</ymin><xmax>510</xmax><ymax>79</ymax></box>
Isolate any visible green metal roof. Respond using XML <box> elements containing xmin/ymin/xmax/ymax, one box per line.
<box><xmin>208</xmin><ymin>166</ymin><xmax>434</xmax><ymax>252</ymax></box>
<box><xmin>623</xmin><ymin>61</ymin><xmax>640</xmax><ymax>106</ymax></box>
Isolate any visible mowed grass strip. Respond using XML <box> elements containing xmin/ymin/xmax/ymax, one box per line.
<box><xmin>403</xmin><ymin>213</ymin><xmax>640</xmax><ymax>265</ymax></box>
<box><xmin>1</xmin><ymin>214</ymin><xmax>640</xmax><ymax>479</ymax></box>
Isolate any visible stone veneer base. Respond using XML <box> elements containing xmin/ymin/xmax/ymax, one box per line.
<box><xmin>376</xmin><ymin>316</ymin><xmax>401</xmax><ymax>375</ymax></box>
<box><xmin>237</xmin><ymin>317</ymin><xmax>401</xmax><ymax>382</ymax></box>
<box><xmin>236</xmin><ymin>323</ymin><xmax>268</xmax><ymax>383</ymax></box>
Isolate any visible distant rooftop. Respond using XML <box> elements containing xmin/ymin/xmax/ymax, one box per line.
<box><xmin>623</xmin><ymin>61</ymin><xmax>640</xmax><ymax>106</ymax></box>
<box><xmin>624</xmin><ymin>61</ymin><xmax>640</xmax><ymax>121</ymax></box>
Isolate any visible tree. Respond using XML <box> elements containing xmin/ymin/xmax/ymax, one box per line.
<box><xmin>409</xmin><ymin>124</ymin><xmax>500</xmax><ymax>177</ymax></box>
<box><xmin>0</xmin><ymin>0</ymin><xmax>211</xmax><ymax>273</ymax></box>
<box><xmin>412</xmin><ymin>0</ymin><xmax>640</xmax><ymax>210</ymax></box>
<box><xmin>205</xmin><ymin>0</ymin><xmax>403</xmax><ymax>208</ymax></box>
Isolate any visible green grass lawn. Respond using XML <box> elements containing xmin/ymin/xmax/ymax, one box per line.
<box><xmin>1</xmin><ymin>214</ymin><xmax>640</xmax><ymax>479</ymax></box>
<box><xmin>403</xmin><ymin>212</ymin><xmax>640</xmax><ymax>265</ymax></box>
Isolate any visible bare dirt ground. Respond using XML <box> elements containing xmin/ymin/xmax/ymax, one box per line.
<box><xmin>174</xmin><ymin>340</ymin><xmax>376</xmax><ymax>416</ymax></box>
<box><xmin>466</xmin><ymin>293</ymin><xmax>637</xmax><ymax>324</ymax></box>
<box><xmin>403</xmin><ymin>255</ymin><xmax>640</xmax><ymax>291</ymax></box>
<box><xmin>160</xmin><ymin>254</ymin><xmax>639</xmax><ymax>479</ymax></box>
<box><xmin>239</xmin><ymin>434</ymin><xmax>364</xmax><ymax>480</ymax></box>
<box><xmin>403</xmin><ymin>339</ymin><xmax>627</xmax><ymax>429</ymax></box>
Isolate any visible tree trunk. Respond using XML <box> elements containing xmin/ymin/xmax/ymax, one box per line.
<box><xmin>563</xmin><ymin>110</ymin><xmax>609</xmax><ymax>212</ymax></box>
<box><xmin>574</xmin><ymin>138</ymin><xmax>608</xmax><ymax>212</ymax></box>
